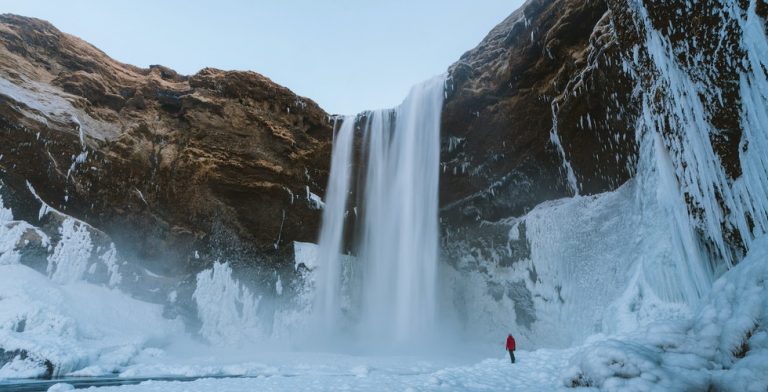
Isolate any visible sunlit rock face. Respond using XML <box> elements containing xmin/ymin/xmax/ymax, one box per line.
<box><xmin>0</xmin><ymin>14</ymin><xmax>332</xmax><ymax>278</ymax></box>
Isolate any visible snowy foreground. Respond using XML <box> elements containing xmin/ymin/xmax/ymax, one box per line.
<box><xmin>2</xmin><ymin>236</ymin><xmax>768</xmax><ymax>391</ymax></box>
<box><xmin>37</xmin><ymin>350</ymin><xmax>581</xmax><ymax>392</ymax></box>
<box><xmin>1</xmin><ymin>183</ymin><xmax>767</xmax><ymax>391</ymax></box>
<box><xmin>0</xmin><ymin>260</ymin><xmax>577</xmax><ymax>390</ymax></box>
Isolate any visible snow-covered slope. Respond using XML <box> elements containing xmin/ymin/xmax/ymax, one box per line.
<box><xmin>0</xmin><ymin>190</ymin><xmax>186</xmax><ymax>379</ymax></box>
<box><xmin>0</xmin><ymin>264</ymin><xmax>183</xmax><ymax>379</ymax></box>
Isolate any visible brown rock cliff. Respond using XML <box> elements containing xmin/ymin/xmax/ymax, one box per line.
<box><xmin>0</xmin><ymin>14</ymin><xmax>332</xmax><ymax>277</ymax></box>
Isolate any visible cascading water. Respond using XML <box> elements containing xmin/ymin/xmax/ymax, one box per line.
<box><xmin>314</xmin><ymin>116</ymin><xmax>356</xmax><ymax>335</ymax></box>
<box><xmin>359</xmin><ymin>77</ymin><xmax>444</xmax><ymax>343</ymax></box>
<box><xmin>314</xmin><ymin>76</ymin><xmax>445</xmax><ymax>345</ymax></box>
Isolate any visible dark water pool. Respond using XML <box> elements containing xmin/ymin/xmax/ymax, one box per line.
<box><xmin>0</xmin><ymin>375</ymin><xmax>246</xmax><ymax>391</ymax></box>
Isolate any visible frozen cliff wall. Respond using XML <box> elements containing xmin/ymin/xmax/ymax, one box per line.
<box><xmin>440</xmin><ymin>0</ymin><xmax>768</xmax><ymax>346</ymax></box>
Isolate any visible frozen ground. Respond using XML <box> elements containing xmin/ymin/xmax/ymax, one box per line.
<box><xmin>28</xmin><ymin>349</ymin><xmax>584</xmax><ymax>392</ymax></box>
<box><xmin>3</xmin><ymin>185</ymin><xmax>768</xmax><ymax>391</ymax></box>
<box><xmin>0</xmin><ymin>259</ymin><xmax>577</xmax><ymax>391</ymax></box>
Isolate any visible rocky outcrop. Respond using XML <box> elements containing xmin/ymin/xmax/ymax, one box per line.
<box><xmin>440</xmin><ymin>0</ymin><xmax>636</xmax><ymax>228</ymax></box>
<box><xmin>0</xmin><ymin>14</ymin><xmax>332</xmax><ymax>279</ymax></box>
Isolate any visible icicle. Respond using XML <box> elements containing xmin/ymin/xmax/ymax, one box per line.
<box><xmin>549</xmin><ymin>101</ymin><xmax>580</xmax><ymax>196</ymax></box>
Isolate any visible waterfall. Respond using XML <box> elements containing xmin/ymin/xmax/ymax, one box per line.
<box><xmin>314</xmin><ymin>76</ymin><xmax>445</xmax><ymax>344</ymax></box>
<box><xmin>358</xmin><ymin>77</ymin><xmax>444</xmax><ymax>343</ymax></box>
<box><xmin>314</xmin><ymin>116</ymin><xmax>356</xmax><ymax>335</ymax></box>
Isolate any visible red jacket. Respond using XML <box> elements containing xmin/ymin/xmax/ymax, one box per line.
<box><xmin>506</xmin><ymin>335</ymin><xmax>516</xmax><ymax>351</ymax></box>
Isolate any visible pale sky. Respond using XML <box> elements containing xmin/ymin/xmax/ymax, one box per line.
<box><xmin>3</xmin><ymin>1</ymin><xmax>523</xmax><ymax>114</ymax></box>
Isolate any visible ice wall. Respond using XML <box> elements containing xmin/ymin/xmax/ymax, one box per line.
<box><xmin>450</xmin><ymin>180</ymin><xmax>694</xmax><ymax>349</ymax></box>
<box><xmin>620</xmin><ymin>0</ymin><xmax>768</xmax><ymax>306</ymax></box>
<box><xmin>629</xmin><ymin>0</ymin><xmax>768</xmax><ymax>268</ymax></box>
<box><xmin>563</xmin><ymin>234</ymin><xmax>768</xmax><ymax>391</ymax></box>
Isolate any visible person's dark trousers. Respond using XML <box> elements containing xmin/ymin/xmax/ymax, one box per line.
<box><xmin>508</xmin><ymin>350</ymin><xmax>515</xmax><ymax>364</ymax></box>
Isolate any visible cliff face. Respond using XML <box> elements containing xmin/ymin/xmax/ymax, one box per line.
<box><xmin>441</xmin><ymin>0</ymin><xmax>636</xmax><ymax>225</ymax></box>
<box><xmin>440</xmin><ymin>0</ymin><xmax>767</xmax><ymax>278</ymax></box>
<box><xmin>440</xmin><ymin>0</ymin><xmax>638</xmax><ymax>271</ymax></box>
<box><xmin>0</xmin><ymin>14</ymin><xmax>332</xmax><ymax>278</ymax></box>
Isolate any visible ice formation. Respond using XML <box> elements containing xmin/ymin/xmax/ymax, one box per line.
<box><xmin>563</xmin><ymin>235</ymin><xmax>768</xmax><ymax>391</ymax></box>
<box><xmin>629</xmin><ymin>0</ymin><xmax>768</xmax><ymax>269</ymax></box>
<box><xmin>552</xmin><ymin>3</ymin><xmax>768</xmax><ymax>388</ymax></box>
<box><xmin>193</xmin><ymin>262</ymin><xmax>263</xmax><ymax>345</ymax></box>
<box><xmin>0</xmin><ymin>186</ymin><xmax>184</xmax><ymax>379</ymax></box>
<box><xmin>550</xmin><ymin>101</ymin><xmax>580</xmax><ymax>196</ymax></box>
<box><xmin>0</xmin><ymin>263</ymin><xmax>183</xmax><ymax>379</ymax></box>
<box><xmin>47</xmin><ymin>218</ymin><xmax>94</xmax><ymax>284</ymax></box>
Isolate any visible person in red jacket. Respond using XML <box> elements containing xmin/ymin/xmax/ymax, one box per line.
<box><xmin>506</xmin><ymin>334</ymin><xmax>516</xmax><ymax>364</ymax></box>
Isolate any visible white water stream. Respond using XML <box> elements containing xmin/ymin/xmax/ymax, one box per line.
<box><xmin>313</xmin><ymin>76</ymin><xmax>445</xmax><ymax>344</ymax></box>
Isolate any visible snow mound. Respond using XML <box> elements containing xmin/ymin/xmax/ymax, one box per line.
<box><xmin>47</xmin><ymin>383</ymin><xmax>75</xmax><ymax>392</ymax></box>
<box><xmin>563</xmin><ymin>235</ymin><xmax>768</xmax><ymax>391</ymax></box>
<box><xmin>0</xmin><ymin>264</ymin><xmax>184</xmax><ymax>378</ymax></box>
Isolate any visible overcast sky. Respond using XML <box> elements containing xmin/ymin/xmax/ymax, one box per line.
<box><xmin>3</xmin><ymin>1</ymin><xmax>523</xmax><ymax>114</ymax></box>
